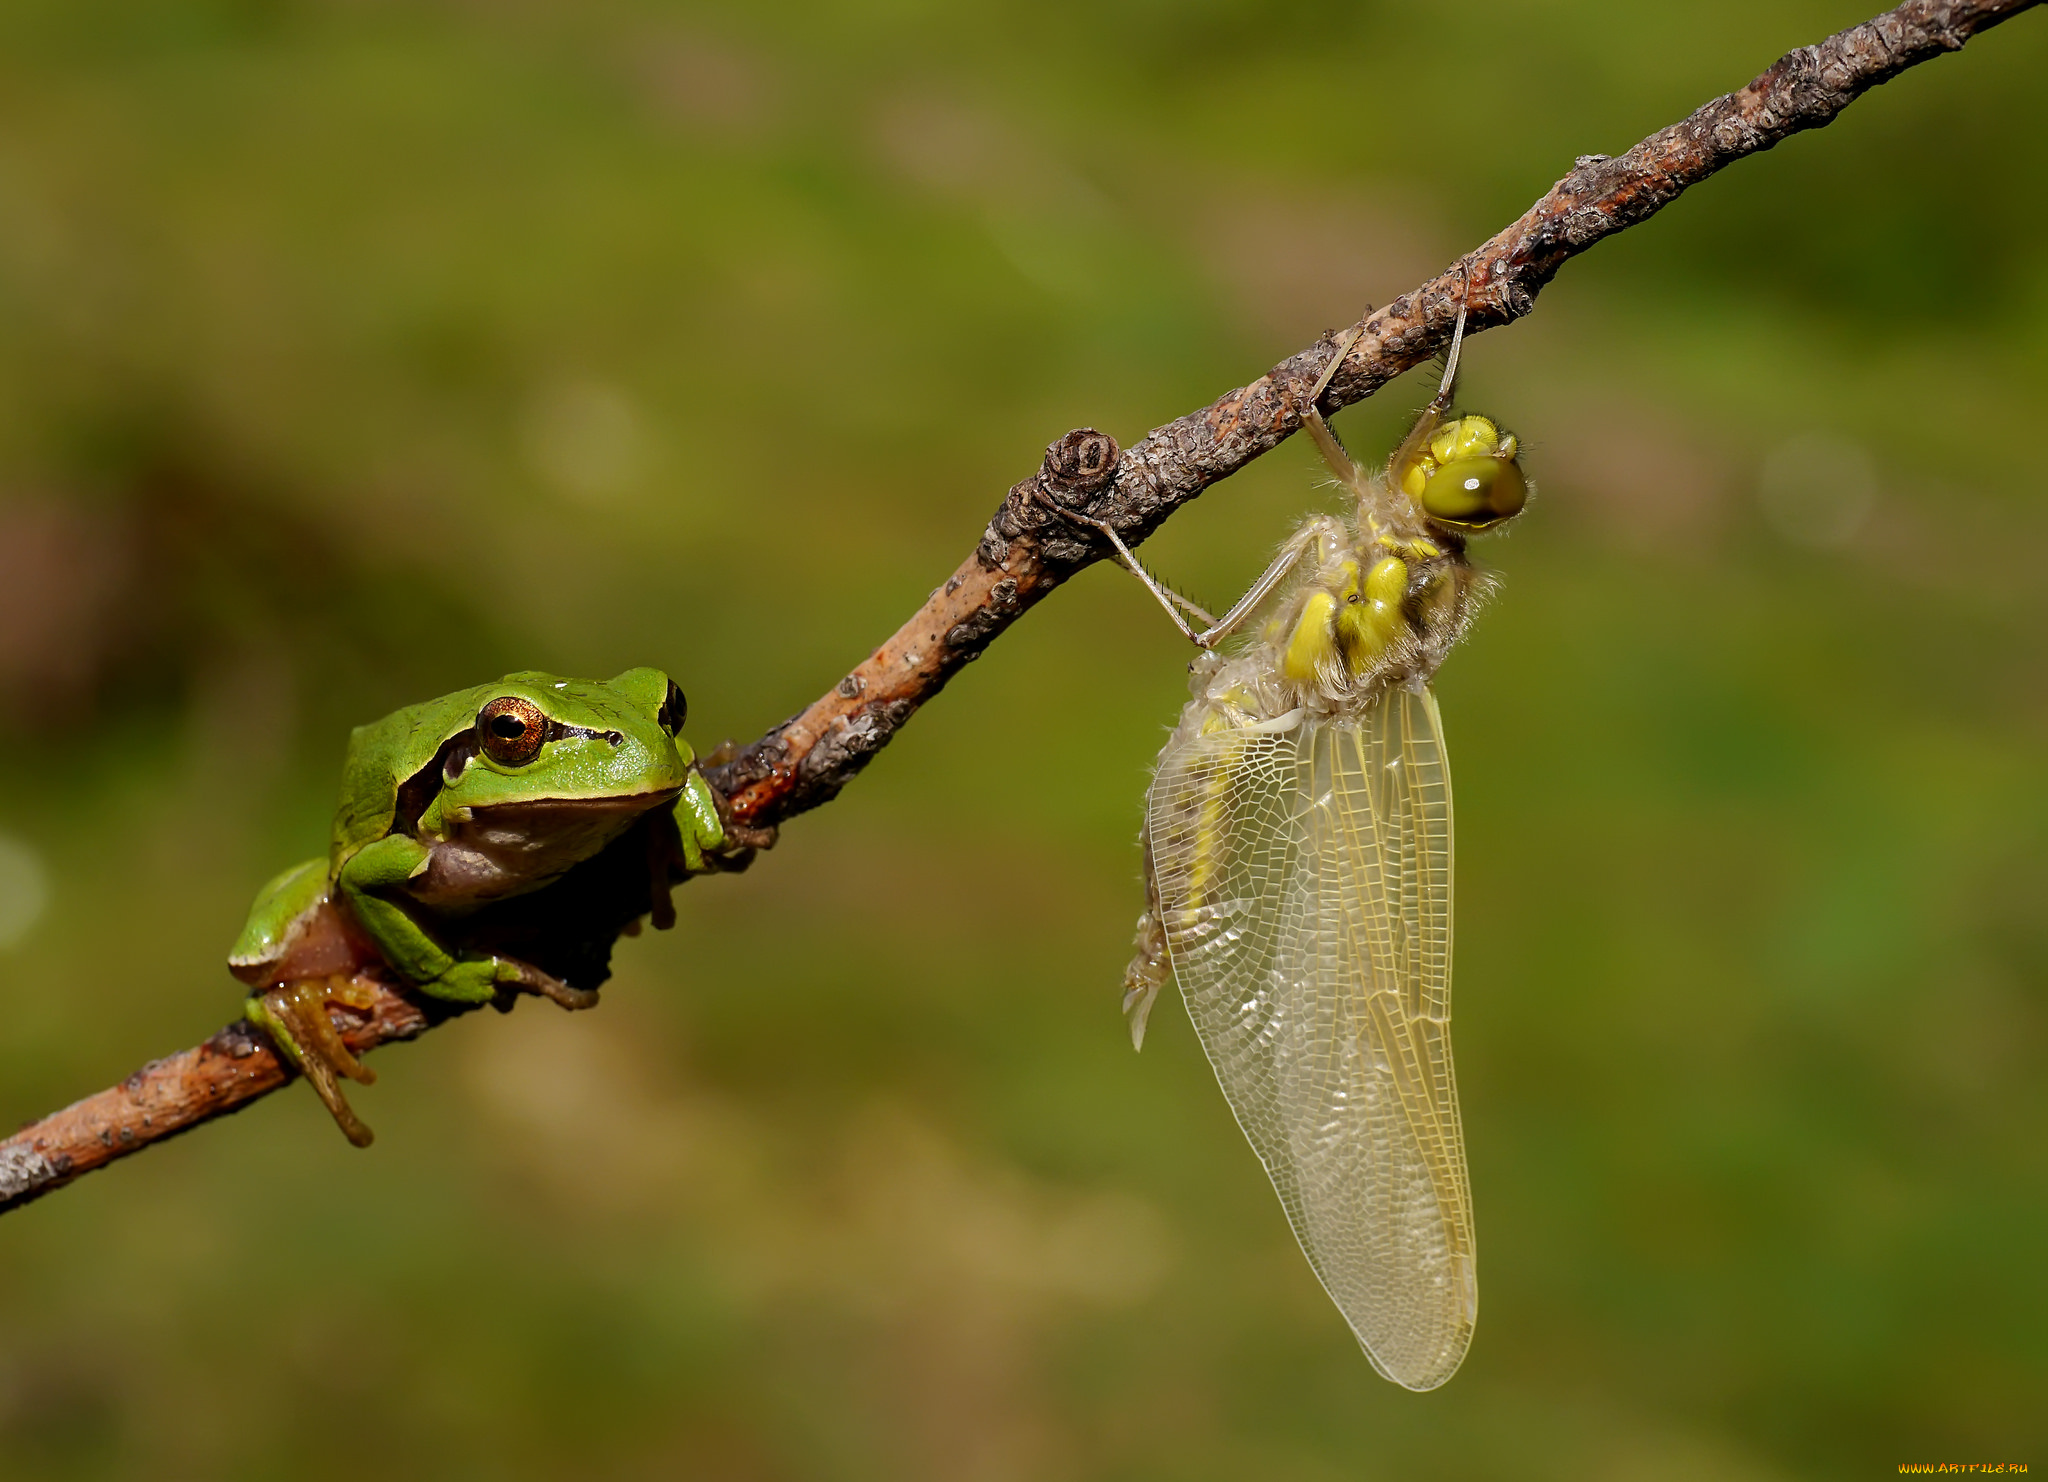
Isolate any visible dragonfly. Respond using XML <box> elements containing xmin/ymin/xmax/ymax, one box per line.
<box><xmin>1075</xmin><ymin>297</ymin><xmax>1527</xmax><ymax>1389</ymax></box>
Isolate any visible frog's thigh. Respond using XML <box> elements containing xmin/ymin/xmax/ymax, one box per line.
<box><xmin>334</xmin><ymin>834</ymin><xmax>465</xmax><ymax>988</ymax></box>
<box><xmin>229</xmin><ymin>857</ymin><xmax>327</xmax><ymax>974</ymax></box>
<box><xmin>337</xmin><ymin>838</ymin><xmax>545</xmax><ymax>1005</ymax></box>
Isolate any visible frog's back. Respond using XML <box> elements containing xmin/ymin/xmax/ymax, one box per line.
<box><xmin>328</xmin><ymin>686</ymin><xmax>491</xmax><ymax>870</ymax></box>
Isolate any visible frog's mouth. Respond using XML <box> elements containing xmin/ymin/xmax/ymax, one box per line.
<box><xmin>463</xmin><ymin>788</ymin><xmax>682</xmax><ymax>826</ymax></box>
<box><xmin>456</xmin><ymin>787</ymin><xmax>684</xmax><ymax>853</ymax></box>
<box><xmin>413</xmin><ymin>787</ymin><xmax>685</xmax><ymax>910</ymax></box>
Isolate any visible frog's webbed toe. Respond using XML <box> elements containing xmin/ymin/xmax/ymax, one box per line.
<box><xmin>247</xmin><ymin>975</ymin><xmax>380</xmax><ymax>1147</ymax></box>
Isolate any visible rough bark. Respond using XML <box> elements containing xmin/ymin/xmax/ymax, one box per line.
<box><xmin>705</xmin><ymin>0</ymin><xmax>2040</xmax><ymax>831</ymax></box>
<box><xmin>2</xmin><ymin>0</ymin><xmax>2036</xmax><ymax>1216</ymax></box>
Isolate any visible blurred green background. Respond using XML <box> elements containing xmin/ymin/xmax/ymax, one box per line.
<box><xmin>2</xmin><ymin>2</ymin><xmax>2044</xmax><ymax>1478</ymax></box>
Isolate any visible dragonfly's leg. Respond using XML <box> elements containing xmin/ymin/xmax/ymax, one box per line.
<box><xmin>1297</xmin><ymin>327</ymin><xmax>1370</xmax><ymax>499</ymax></box>
<box><xmin>1426</xmin><ymin>295</ymin><xmax>1469</xmax><ymax>416</ymax></box>
<box><xmin>1192</xmin><ymin>524</ymin><xmax>1326</xmax><ymax>645</ymax></box>
<box><xmin>1392</xmin><ymin>268</ymin><xmax>1472</xmax><ymax>476</ymax></box>
<box><xmin>1033</xmin><ymin>490</ymin><xmax>1221</xmax><ymax>645</ymax></box>
<box><xmin>1036</xmin><ymin>488</ymin><xmax>1322</xmax><ymax>649</ymax></box>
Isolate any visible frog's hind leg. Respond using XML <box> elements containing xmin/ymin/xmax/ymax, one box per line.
<box><xmin>247</xmin><ymin>974</ymin><xmax>381</xmax><ymax>1147</ymax></box>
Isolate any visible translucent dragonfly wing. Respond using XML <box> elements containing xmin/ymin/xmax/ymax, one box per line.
<box><xmin>1147</xmin><ymin>685</ymin><xmax>1475</xmax><ymax>1390</ymax></box>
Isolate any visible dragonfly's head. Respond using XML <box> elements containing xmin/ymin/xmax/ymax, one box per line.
<box><xmin>1399</xmin><ymin>415</ymin><xmax>1527</xmax><ymax>534</ymax></box>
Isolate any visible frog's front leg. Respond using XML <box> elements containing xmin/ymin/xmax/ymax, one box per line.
<box><xmin>337</xmin><ymin>835</ymin><xmax>600</xmax><ymax>1011</ymax></box>
<box><xmin>675</xmin><ymin>771</ymin><xmax>726</xmax><ymax>874</ymax></box>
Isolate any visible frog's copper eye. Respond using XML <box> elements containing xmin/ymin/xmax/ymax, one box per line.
<box><xmin>477</xmin><ymin>696</ymin><xmax>547</xmax><ymax>766</ymax></box>
<box><xmin>1419</xmin><ymin>457</ymin><xmax>1528</xmax><ymax>531</ymax></box>
<box><xmin>658</xmin><ymin>678</ymin><xmax>688</xmax><ymax>735</ymax></box>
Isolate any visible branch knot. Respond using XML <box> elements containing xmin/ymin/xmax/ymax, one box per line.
<box><xmin>1040</xmin><ymin>428</ymin><xmax>1121</xmax><ymax>508</ymax></box>
<box><xmin>979</xmin><ymin>426</ymin><xmax>1123</xmax><ymax>568</ymax></box>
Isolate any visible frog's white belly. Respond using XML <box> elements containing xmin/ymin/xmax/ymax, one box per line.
<box><xmin>406</xmin><ymin>791</ymin><xmax>678</xmax><ymax>912</ymax></box>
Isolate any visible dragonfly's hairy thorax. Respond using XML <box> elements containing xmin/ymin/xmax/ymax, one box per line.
<box><xmin>1235</xmin><ymin>500</ymin><xmax>1485</xmax><ymax>725</ymax></box>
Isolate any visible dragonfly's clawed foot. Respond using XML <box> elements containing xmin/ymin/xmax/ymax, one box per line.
<box><xmin>247</xmin><ymin>975</ymin><xmax>380</xmax><ymax>1147</ymax></box>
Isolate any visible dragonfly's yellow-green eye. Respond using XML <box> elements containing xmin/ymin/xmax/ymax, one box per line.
<box><xmin>1396</xmin><ymin>414</ymin><xmax>1526</xmax><ymax>533</ymax></box>
<box><xmin>1419</xmin><ymin>456</ymin><xmax>1527</xmax><ymax>530</ymax></box>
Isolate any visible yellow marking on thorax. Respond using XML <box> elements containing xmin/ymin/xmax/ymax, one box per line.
<box><xmin>1376</xmin><ymin>532</ymin><xmax>1442</xmax><ymax>561</ymax></box>
<box><xmin>1283</xmin><ymin>590</ymin><xmax>1341</xmax><ymax>685</ymax></box>
<box><xmin>1335</xmin><ymin>556</ymin><xmax>1410</xmax><ymax>673</ymax></box>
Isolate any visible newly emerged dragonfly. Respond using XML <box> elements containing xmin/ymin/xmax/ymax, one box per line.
<box><xmin>1086</xmin><ymin>299</ymin><xmax>1527</xmax><ymax>1389</ymax></box>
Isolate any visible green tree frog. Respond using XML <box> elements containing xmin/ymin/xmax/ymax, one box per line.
<box><xmin>229</xmin><ymin>668</ymin><xmax>726</xmax><ymax>1145</ymax></box>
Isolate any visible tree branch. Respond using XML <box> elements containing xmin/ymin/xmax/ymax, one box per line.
<box><xmin>3</xmin><ymin>0</ymin><xmax>2035</xmax><ymax>1217</ymax></box>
